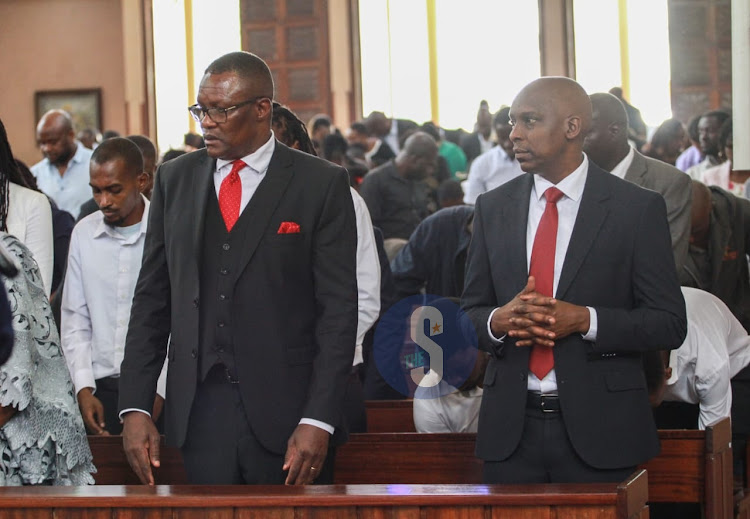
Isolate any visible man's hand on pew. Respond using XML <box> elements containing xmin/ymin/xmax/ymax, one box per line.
<box><xmin>283</xmin><ymin>424</ymin><xmax>329</xmax><ymax>485</ymax></box>
<box><xmin>122</xmin><ymin>411</ymin><xmax>161</xmax><ymax>486</ymax></box>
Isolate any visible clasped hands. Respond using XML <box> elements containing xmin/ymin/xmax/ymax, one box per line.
<box><xmin>490</xmin><ymin>276</ymin><xmax>590</xmax><ymax>348</ymax></box>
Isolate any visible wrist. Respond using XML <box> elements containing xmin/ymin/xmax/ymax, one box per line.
<box><xmin>578</xmin><ymin>306</ymin><xmax>591</xmax><ymax>334</ymax></box>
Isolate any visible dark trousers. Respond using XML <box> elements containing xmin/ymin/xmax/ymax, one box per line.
<box><xmin>180</xmin><ymin>365</ymin><xmax>335</xmax><ymax>485</ymax></box>
<box><xmin>342</xmin><ymin>364</ymin><xmax>367</xmax><ymax>433</ymax></box>
<box><xmin>483</xmin><ymin>397</ymin><xmax>635</xmax><ymax>484</ymax></box>
<box><xmin>96</xmin><ymin>377</ymin><xmax>165</xmax><ymax>435</ymax></box>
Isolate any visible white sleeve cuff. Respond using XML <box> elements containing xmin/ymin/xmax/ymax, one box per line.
<box><xmin>299</xmin><ymin>418</ymin><xmax>334</xmax><ymax>434</ymax></box>
<box><xmin>118</xmin><ymin>408</ymin><xmax>152</xmax><ymax>422</ymax></box>
<box><xmin>582</xmin><ymin>307</ymin><xmax>598</xmax><ymax>342</ymax></box>
<box><xmin>487</xmin><ymin>308</ymin><xmax>506</xmax><ymax>343</ymax></box>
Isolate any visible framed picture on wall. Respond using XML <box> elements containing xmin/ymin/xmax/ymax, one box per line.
<box><xmin>34</xmin><ymin>88</ymin><xmax>102</xmax><ymax>133</ymax></box>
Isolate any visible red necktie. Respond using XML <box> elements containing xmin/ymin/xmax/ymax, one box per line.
<box><xmin>528</xmin><ymin>186</ymin><xmax>564</xmax><ymax>380</ymax></box>
<box><xmin>219</xmin><ymin>160</ymin><xmax>245</xmax><ymax>231</ymax></box>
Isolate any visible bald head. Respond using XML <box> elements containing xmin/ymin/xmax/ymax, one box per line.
<box><xmin>395</xmin><ymin>131</ymin><xmax>438</xmax><ymax>181</ymax></box>
<box><xmin>509</xmin><ymin>77</ymin><xmax>591</xmax><ymax>182</ymax></box>
<box><xmin>583</xmin><ymin>93</ymin><xmax>630</xmax><ymax>171</ymax></box>
<box><xmin>36</xmin><ymin>109</ymin><xmax>77</xmax><ymax>167</ymax></box>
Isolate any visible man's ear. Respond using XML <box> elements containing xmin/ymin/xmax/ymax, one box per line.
<box><xmin>566</xmin><ymin>116</ymin><xmax>583</xmax><ymax>140</ymax></box>
<box><xmin>136</xmin><ymin>171</ymin><xmax>149</xmax><ymax>193</ymax></box>
<box><xmin>256</xmin><ymin>98</ymin><xmax>273</xmax><ymax>121</ymax></box>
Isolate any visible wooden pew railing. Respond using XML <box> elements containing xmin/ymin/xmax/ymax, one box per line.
<box><xmin>85</xmin><ymin>417</ymin><xmax>736</xmax><ymax>518</ymax></box>
<box><xmin>0</xmin><ymin>471</ymin><xmax>650</xmax><ymax>519</ymax></box>
<box><xmin>366</xmin><ymin>399</ymin><xmax>415</xmax><ymax>432</ymax></box>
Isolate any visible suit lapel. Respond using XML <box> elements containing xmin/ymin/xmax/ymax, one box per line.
<box><xmin>556</xmin><ymin>165</ymin><xmax>610</xmax><ymax>300</ymax></box>
<box><xmin>506</xmin><ymin>175</ymin><xmax>533</xmax><ymax>287</ymax></box>
<box><xmin>624</xmin><ymin>150</ymin><xmax>647</xmax><ymax>185</ymax></box>
<box><xmin>231</xmin><ymin>143</ymin><xmax>294</xmax><ymax>284</ymax></box>
<box><xmin>192</xmin><ymin>153</ymin><xmax>217</xmax><ymax>270</ymax></box>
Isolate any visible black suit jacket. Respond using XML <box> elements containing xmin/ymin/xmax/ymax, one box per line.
<box><xmin>119</xmin><ymin>142</ymin><xmax>359</xmax><ymax>453</ymax></box>
<box><xmin>461</xmin><ymin>163</ymin><xmax>686</xmax><ymax>469</ymax></box>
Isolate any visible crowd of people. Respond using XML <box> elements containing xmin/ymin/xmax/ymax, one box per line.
<box><xmin>0</xmin><ymin>50</ymin><xmax>745</xmax><ymax>510</ymax></box>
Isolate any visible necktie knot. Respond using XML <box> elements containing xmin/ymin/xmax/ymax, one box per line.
<box><xmin>229</xmin><ymin>160</ymin><xmax>246</xmax><ymax>178</ymax></box>
<box><xmin>544</xmin><ymin>186</ymin><xmax>564</xmax><ymax>204</ymax></box>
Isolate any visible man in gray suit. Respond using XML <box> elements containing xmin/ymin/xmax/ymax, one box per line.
<box><xmin>584</xmin><ymin>93</ymin><xmax>692</xmax><ymax>271</ymax></box>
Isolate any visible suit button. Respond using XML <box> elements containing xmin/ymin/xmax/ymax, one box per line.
<box><xmin>218</xmin><ymin>347</ymin><xmax>225</xmax><ymax>353</ymax></box>
<box><xmin>222</xmin><ymin>243</ymin><xmax>230</xmax><ymax>251</ymax></box>
<box><xmin>220</xmin><ymin>268</ymin><xmax>229</xmax><ymax>275</ymax></box>
<box><xmin>193</xmin><ymin>298</ymin><xmax>199</xmax><ymax>308</ymax></box>
<box><xmin>519</xmin><ymin>372</ymin><xmax>525</xmax><ymax>380</ymax></box>
<box><xmin>219</xmin><ymin>294</ymin><xmax>226</xmax><ymax>300</ymax></box>
<box><xmin>218</xmin><ymin>322</ymin><xmax>225</xmax><ymax>328</ymax></box>
<box><xmin>191</xmin><ymin>349</ymin><xmax>197</xmax><ymax>359</ymax></box>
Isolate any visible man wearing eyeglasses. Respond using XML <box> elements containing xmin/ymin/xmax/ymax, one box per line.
<box><xmin>118</xmin><ymin>51</ymin><xmax>358</xmax><ymax>486</ymax></box>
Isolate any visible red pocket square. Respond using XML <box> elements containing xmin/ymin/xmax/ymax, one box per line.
<box><xmin>277</xmin><ymin>221</ymin><xmax>301</xmax><ymax>234</ymax></box>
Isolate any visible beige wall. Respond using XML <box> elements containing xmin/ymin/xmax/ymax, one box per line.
<box><xmin>0</xmin><ymin>0</ymin><xmax>126</xmax><ymax>165</ymax></box>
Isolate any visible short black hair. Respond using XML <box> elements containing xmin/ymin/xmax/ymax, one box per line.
<box><xmin>349</xmin><ymin>122</ymin><xmax>369</xmax><ymax>136</ymax></box>
<box><xmin>160</xmin><ymin>149</ymin><xmax>187</xmax><ymax>164</ymax></box>
<box><xmin>183</xmin><ymin>132</ymin><xmax>205</xmax><ymax>149</ymax></box>
<box><xmin>126</xmin><ymin>135</ymin><xmax>157</xmax><ymax>166</ymax></box>
<box><xmin>494</xmin><ymin>106</ymin><xmax>511</xmax><ymax>127</ymax></box>
<box><xmin>205</xmin><ymin>51</ymin><xmax>274</xmax><ymax>97</ymax></box>
<box><xmin>322</xmin><ymin>133</ymin><xmax>348</xmax><ymax>161</ymax></box>
<box><xmin>91</xmin><ymin>137</ymin><xmax>143</xmax><ymax>177</ymax></box>
<box><xmin>420</xmin><ymin>122</ymin><xmax>441</xmax><ymax>141</ymax></box>
<box><xmin>437</xmin><ymin>179</ymin><xmax>464</xmax><ymax>205</ymax></box>
<box><xmin>702</xmin><ymin>110</ymin><xmax>730</xmax><ymax>127</ymax></box>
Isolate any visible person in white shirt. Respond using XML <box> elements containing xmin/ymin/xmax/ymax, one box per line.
<box><xmin>651</xmin><ymin>287</ymin><xmax>750</xmax><ymax>478</ymax></box>
<box><xmin>414</xmin><ymin>348</ymin><xmax>489</xmax><ymax>433</ymax></box>
<box><xmin>30</xmin><ymin>110</ymin><xmax>94</xmax><ymax>220</ymax></box>
<box><xmin>61</xmin><ymin>137</ymin><xmax>166</xmax><ymax>435</ymax></box>
<box><xmin>0</xmin><ymin>118</ymin><xmax>54</xmax><ymax>297</ymax></box>
<box><xmin>462</xmin><ymin>107</ymin><xmax>524</xmax><ymax>204</ymax></box>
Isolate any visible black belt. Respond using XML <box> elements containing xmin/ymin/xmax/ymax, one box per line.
<box><xmin>526</xmin><ymin>392</ymin><xmax>560</xmax><ymax>413</ymax></box>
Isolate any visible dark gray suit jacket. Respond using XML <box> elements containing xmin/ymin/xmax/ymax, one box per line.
<box><xmin>119</xmin><ymin>142</ymin><xmax>358</xmax><ymax>452</ymax></box>
<box><xmin>462</xmin><ymin>163</ymin><xmax>686</xmax><ymax>470</ymax></box>
<box><xmin>624</xmin><ymin>150</ymin><xmax>692</xmax><ymax>272</ymax></box>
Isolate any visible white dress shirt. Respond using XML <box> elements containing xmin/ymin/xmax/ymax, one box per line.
<box><xmin>351</xmin><ymin>188</ymin><xmax>381</xmax><ymax>366</ymax></box>
<box><xmin>462</xmin><ymin>146</ymin><xmax>524</xmax><ymax>204</ymax></box>
<box><xmin>413</xmin><ymin>371</ymin><xmax>483</xmax><ymax>433</ymax></box>
<box><xmin>61</xmin><ymin>197</ymin><xmax>167</xmax><ymax>398</ymax></box>
<box><xmin>609</xmin><ymin>146</ymin><xmax>635</xmax><ymax>179</ymax></box>
<box><xmin>7</xmin><ymin>182</ymin><xmax>53</xmax><ymax>297</ymax></box>
<box><xmin>486</xmin><ymin>155</ymin><xmax>598</xmax><ymax>394</ymax></box>
<box><xmin>663</xmin><ymin>287</ymin><xmax>750</xmax><ymax>429</ymax></box>
<box><xmin>30</xmin><ymin>142</ymin><xmax>93</xmax><ymax>219</ymax></box>
<box><xmin>214</xmin><ymin>132</ymin><xmax>275</xmax><ymax>208</ymax></box>
<box><xmin>384</xmin><ymin>118</ymin><xmax>401</xmax><ymax>155</ymax></box>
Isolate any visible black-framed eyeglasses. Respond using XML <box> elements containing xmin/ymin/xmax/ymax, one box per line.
<box><xmin>188</xmin><ymin>96</ymin><xmax>268</xmax><ymax>124</ymax></box>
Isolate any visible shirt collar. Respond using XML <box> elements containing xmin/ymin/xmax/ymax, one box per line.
<box><xmin>389</xmin><ymin>118</ymin><xmax>398</xmax><ymax>137</ymax></box>
<box><xmin>609</xmin><ymin>146</ymin><xmax>635</xmax><ymax>179</ymax></box>
<box><xmin>532</xmin><ymin>153</ymin><xmax>589</xmax><ymax>203</ymax></box>
<box><xmin>70</xmin><ymin>142</ymin><xmax>88</xmax><ymax>164</ymax></box>
<box><xmin>93</xmin><ymin>195</ymin><xmax>150</xmax><ymax>241</ymax></box>
<box><xmin>215</xmin><ymin>131</ymin><xmax>276</xmax><ymax>174</ymax></box>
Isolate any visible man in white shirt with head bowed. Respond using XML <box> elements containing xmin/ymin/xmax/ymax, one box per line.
<box><xmin>61</xmin><ymin>137</ymin><xmax>166</xmax><ymax>435</ymax></box>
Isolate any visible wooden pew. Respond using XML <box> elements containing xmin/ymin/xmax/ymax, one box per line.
<box><xmin>0</xmin><ymin>471</ymin><xmax>650</xmax><ymax>519</ymax></box>
<box><xmin>365</xmin><ymin>399</ymin><xmax>415</xmax><ymax>432</ymax></box>
<box><xmin>85</xmin><ymin>418</ymin><xmax>734</xmax><ymax>517</ymax></box>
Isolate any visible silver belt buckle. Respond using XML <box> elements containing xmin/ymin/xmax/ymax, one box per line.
<box><xmin>540</xmin><ymin>393</ymin><xmax>556</xmax><ymax>413</ymax></box>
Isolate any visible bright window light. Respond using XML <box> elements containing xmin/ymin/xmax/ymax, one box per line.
<box><xmin>435</xmin><ymin>0</ymin><xmax>540</xmax><ymax>131</ymax></box>
<box><xmin>153</xmin><ymin>0</ymin><xmax>241</xmax><ymax>155</ymax></box>
<box><xmin>573</xmin><ymin>0</ymin><xmax>622</xmax><ymax>96</ymax></box>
